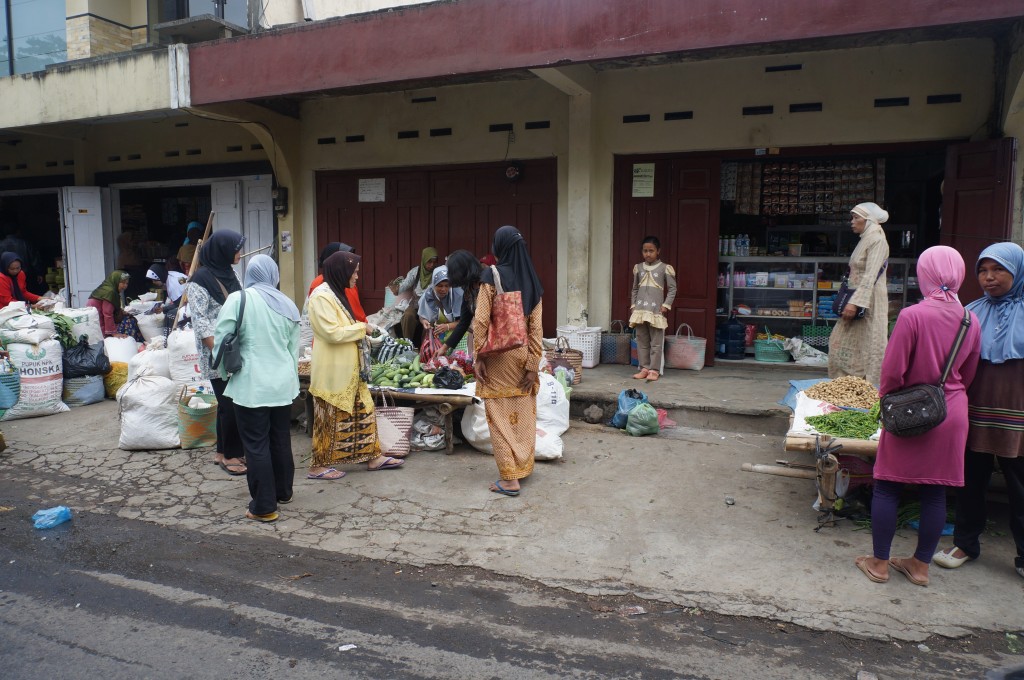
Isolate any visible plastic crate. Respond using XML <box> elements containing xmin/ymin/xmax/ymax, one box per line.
<box><xmin>754</xmin><ymin>338</ymin><xmax>790</xmax><ymax>362</ymax></box>
<box><xmin>556</xmin><ymin>325</ymin><xmax>602</xmax><ymax>368</ymax></box>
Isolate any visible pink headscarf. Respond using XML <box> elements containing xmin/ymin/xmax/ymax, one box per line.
<box><xmin>916</xmin><ymin>245</ymin><xmax>964</xmax><ymax>303</ymax></box>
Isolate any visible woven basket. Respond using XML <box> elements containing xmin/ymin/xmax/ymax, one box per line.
<box><xmin>801</xmin><ymin>324</ymin><xmax>832</xmax><ymax>350</ymax></box>
<box><xmin>754</xmin><ymin>338</ymin><xmax>790</xmax><ymax>363</ymax></box>
<box><xmin>600</xmin><ymin>320</ymin><xmax>632</xmax><ymax>365</ymax></box>
<box><xmin>544</xmin><ymin>336</ymin><xmax>584</xmax><ymax>384</ymax></box>
<box><xmin>664</xmin><ymin>324</ymin><xmax>707</xmax><ymax>371</ymax></box>
<box><xmin>178</xmin><ymin>388</ymin><xmax>218</xmax><ymax>449</ymax></box>
<box><xmin>556</xmin><ymin>325</ymin><xmax>601</xmax><ymax>368</ymax></box>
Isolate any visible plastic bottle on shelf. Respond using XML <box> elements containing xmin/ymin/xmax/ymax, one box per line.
<box><xmin>740</xmin><ymin>234</ymin><xmax>749</xmax><ymax>257</ymax></box>
<box><xmin>728</xmin><ymin>235</ymin><xmax>736</xmax><ymax>256</ymax></box>
<box><xmin>719</xmin><ymin>235</ymin><xmax>726</xmax><ymax>256</ymax></box>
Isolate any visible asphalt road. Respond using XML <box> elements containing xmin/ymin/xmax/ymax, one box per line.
<box><xmin>1</xmin><ymin>478</ymin><xmax>1017</xmax><ymax>680</ymax></box>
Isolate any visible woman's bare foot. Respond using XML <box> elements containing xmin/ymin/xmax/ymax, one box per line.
<box><xmin>889</xmin><ymin>556</ymin><xmax>929</xmax><ymax>586</ymax></box>
<box><xmin>490</xmin><ymin>480</ymin><xmax>521</xmax><ymax>496</ymax></box>
<box><xmin>646</xmin><ymin>370</ymin><xmax>660</xmax><ymax>382</ymax></box>
<box><xmin>367</xmin><ymin>455</ymin><xmax>403</xmax><ymax>471</ymax></box>
<box><xmin>854</xmin><ymin>555</ymin><xmax>889</xmax><ymax>583</ymax></box>
<box><xmin>632</xmin><ymin>369</ymin><xmax>650</xmax><ymax>380</ymax></box>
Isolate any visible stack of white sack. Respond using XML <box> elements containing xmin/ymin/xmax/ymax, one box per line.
<box><xmin>166</xmin><ymin>326</ymin><xmax>212</xmax><ymax>395</ymax></box>
<box><xmin>56</xmin><ymin>306</ymin><xmax>103</xmax><ymax>345</ymax></box>
<box><xmin>460</xmin><ymin>372</ymin><xmax>570</xmax><ymax>461</ymax></box>
<box><xmin>0</xmin><ymin>307</ymin><xmax>56</xmax><ymax>345</ymax></box>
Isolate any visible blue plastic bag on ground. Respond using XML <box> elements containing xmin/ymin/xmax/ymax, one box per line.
<box><xmin>32</xmin><ymin>506</ymin><xmax>72</xmax><ymax>529</ymax></box>
<box><xmin>626</xmin><ymin>402</ymin><xmax>660</xmax><ymax>436</ymax></box>
<box><xmin>610</xmin><ymin>389</ymin><xmax>648</xmax><ymax>429</ymax></box>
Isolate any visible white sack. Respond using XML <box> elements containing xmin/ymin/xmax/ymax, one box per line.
<box><xmin>461</xmin><ymin>373</ymin><xmax>569</xmax><ymax>461</ymax></box>
<box><xmin>167</xmin><ymin>327</ymin><xmax>205</xmax><ymax>388</ymax></box>
<box><xmin>104</xmin><ymin>336</ymin><xmax>140</xmax><ymax>364</ymax></box>
<box><xmin>2</xmin><ymin>340</ymin><xmax>70</xmax><ymax>421</ymax></box>
<box><xmin>128</xmin><ymin>346</ymin><xmax>171</xmax><ymax>381</ymax></box>
<box><xmin>117</xmin><ymin>367</ymin><xmax>180</xmax><ymax>450</ymax></box>
<box><xmin>784</xmin><ymin>337</ymin><xmax>829</xmax><ymax>367</ymax></box>
<box><xmin>58</xmin><ymin>307</ymin><xmax>103</xmax><ymax>345</ymax></box>
<box><xmin>135</xmin><ymin>313</ymin><xmax>164</xmax><ymax>343</ymax></box>
<box><xmin>0</xmin><ymin>302</ymin><xmax>29</xmax><ymax>326</ymax></box>
<box><xmin>3</xmin><ymin>312</ymin><xmax>55</xmax><ymax>333</ymax></box>
<box><xmin>0</xmin><ymin>328</ymin><xmax>56</xmax><ymax>345</ymax></box>
<box><xmin>63</xmin><ymin>375</ymin><xmax>105</xmax><ymax>407</ymax></box>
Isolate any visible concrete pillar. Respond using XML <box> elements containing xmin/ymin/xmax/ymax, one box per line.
<box><xmin>531</xmin><ymin>66</ymin><xmax>597</xmax><ymax>325</ymax></box>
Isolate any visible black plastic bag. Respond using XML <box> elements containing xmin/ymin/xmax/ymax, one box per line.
<box><xmin>433</xmin><ymin>366</ymin><xmax>465</xmax><ymax>390</ymax></box>
<box><xmin>63</xmin><ymin>336</ymin><xmax>112</xmax><ymax>378</ymax></box>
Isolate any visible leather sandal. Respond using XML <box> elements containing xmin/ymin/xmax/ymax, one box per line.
<box><xmin>632</xmin><ymin>369</ymin><xmax>650</xmax><ymax>379</ymax></box>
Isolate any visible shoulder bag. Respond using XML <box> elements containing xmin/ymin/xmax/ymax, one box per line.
<box><xmin>832</xmin><ymin>261</ymin><xmax>888</xmax><ymax>319</ymax></box>
<box><xmin>476</xmin><ymin>265</ymin><xmax>528</xmax><ymax>356</ymax></box>
<box><xmin>879</xmin><ymin>308</ymin><xmax>971</xmax><ymax>438</ymax></box>
<box><xmin>211</xmin><ymin>290</ymin><xmax>245</xmax><ymax>374</ymax></box>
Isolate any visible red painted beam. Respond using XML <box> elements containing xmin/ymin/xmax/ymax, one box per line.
<box><xmin>189</xmin><ymin>0</ymin><xmax>1024</xmax><ymax>105</ymax></box>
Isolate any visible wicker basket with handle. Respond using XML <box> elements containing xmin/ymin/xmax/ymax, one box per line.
<box><xmin>544</xmin><ymin>336</ymin><xmax>584</xmax><ymax>385</ymax></box>
<box><xmin>600</xmin><ymin>320</ymin><xmax>632</xmax><ymax>365</ymax></box>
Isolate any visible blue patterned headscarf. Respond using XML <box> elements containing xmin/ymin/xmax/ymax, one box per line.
<box><xmin>965</xmin><ymin>242</ymin><xmax>1024</xmax><ymax>364</ymax></box>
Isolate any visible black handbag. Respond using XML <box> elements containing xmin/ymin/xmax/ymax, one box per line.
<box><xmin>832</xmin><ymin>261</ymin><xmax>888</xmax><ymax>318</ymax></box>
<box><xmin>879</xmin><ymin>309</ymin><xmax>971</xmax><ymax>438</ymax></box>
<box><xmin>211</xmin><ymin>290</ymin><xmax>245</xmax><ymax>374</ymax></box>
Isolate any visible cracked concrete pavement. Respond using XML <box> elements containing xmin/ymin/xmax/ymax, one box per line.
<box><xmin>2</xmin><ymin>394</ymin><xmax>1022</xmax><ymax>644</ymax></box>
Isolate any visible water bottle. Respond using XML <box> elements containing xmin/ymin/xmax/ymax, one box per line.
<box><xmin>728</xmin><ymin>236</ymin><xmax>736</xmax><ymax>256</ymax></box>
<box><xmin>741</xmin><ymin>234</ymin><xmax>750</xmax><ymax>257</ymax></box>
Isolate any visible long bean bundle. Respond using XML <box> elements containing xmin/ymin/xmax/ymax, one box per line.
<box><xmin>806</xmin><ymin>405</ymin><xmax>880</xmax><ymax>440</ymax></box>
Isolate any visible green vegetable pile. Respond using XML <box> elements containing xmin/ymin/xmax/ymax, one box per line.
<box><xmin>806</xmin><ymin>401</ymin><xmax>880</xmax><ymax>439</ymax></box>
<box><xmin>371</xmin><ymin>353</ymin><xmax>435</xmax><ymax>388</ymax></box>
<box><xmin>37</xmin><ymin>311</ymin><xmax>76</xmax><ymax>349</ymax></box>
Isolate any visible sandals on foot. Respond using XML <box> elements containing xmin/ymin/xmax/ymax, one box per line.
<box><xmin>889</xmin><ymin>558</ymin><xmax>929</xmax><ymax>587</ymax></box>
<box><xmin>491</xmin><ymin>480</ymin><xmax>520</xmax><ymax>497</ymax></box>
<box><xmin>646</xmin><ymin>370</ymin><xmax>660</xmax><ymax>382</ymax></box>
<box><xmin>246</xmin><ymin>510</ymin><xmax>279</xmax><ymax>523</ymax></box>
<box><xmin>933</xmin><ymin>547</ymin><xmax>971</xmax><ymax>569</ymax></box>
<box><xmin>632</xmin><ymin>369</ymin><xmax>650</xmax><ymax>380</ymax></box>
<box><xmin>219</xmin><ymin>460</ymin><xmax>247</xmax><ymax>476</ymax></box>
<box><xmin>855</xmin><ymin>555</ymin><xmax>888</xmax><ymax>583</ymax></box>
<box><xmin>307</xmin><ymin>468</ymin><xmax>345</xmax><ymax>480</ymax></box>
<box><xmin>368</xmin><ymin>457</ymin><xmax>404</xmax><ymax>471</ymax></box>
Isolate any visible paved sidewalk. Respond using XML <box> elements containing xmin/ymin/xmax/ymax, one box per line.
<box><xmin>2</xmin><ymin>363</ymin><xmax>1022</xmax><ymax>645</ymax></box>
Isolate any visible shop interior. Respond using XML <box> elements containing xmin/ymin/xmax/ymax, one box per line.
<box><xmin>117</xmin><ymin>185</ymin><xmax>211</xmax><ymax>296</ymax></box>
<box><xmin>0</xmin><ymin>192</ymin><xmax>64</xmax><ymax>296</ymax></box>
<box><xmin>716</xmin><ymin>146</ymin><xmax>946</xmax><ymax>354</ymax></box>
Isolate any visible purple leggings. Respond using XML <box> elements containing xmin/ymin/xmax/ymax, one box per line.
<box><xmin>872</xmin><ymin>480</ymin><xmax>948</xmax><ymax>563</ymax></box>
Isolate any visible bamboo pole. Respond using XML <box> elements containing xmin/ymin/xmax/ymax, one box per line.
<box><xmin>784</xmin><ymin>434</ymin><xmax>877</xmax><ymax>457</ymax></box>
<box><xmin>741</xmin><ymin>463</ymin><xmax>817</xmax><ymax>480</ymax></box>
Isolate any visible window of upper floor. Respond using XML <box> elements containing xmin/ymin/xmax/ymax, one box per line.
<box><xmin>0</xmin><ymin>0</ymin><xmax>68</xmax><ymax>77</ymax></box>
<box><xmin>155</xmin><ymin>0</ymin><xmax>248</xmax><ymax>28</ymax></box>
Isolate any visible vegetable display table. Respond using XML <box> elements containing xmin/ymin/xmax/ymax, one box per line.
<box><xmin>297</xmin><ymin>374</ymin><xmax>477</xmax><ymax>454</ymax></box>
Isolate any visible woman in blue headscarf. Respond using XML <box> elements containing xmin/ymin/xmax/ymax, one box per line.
<box><xmin>417</xmin><ymin>264</ymin><xmax>464</xmax><ymax>345</ymax></box>
<box><xmin>934</xmin><ymin>242</ymin><xmax>1024</xmax><ymax>581</ymax></box>
<box><xmin>215</xmin><ymin>254</ymin><xmax>300</xmax><ymax>522</ymax></box>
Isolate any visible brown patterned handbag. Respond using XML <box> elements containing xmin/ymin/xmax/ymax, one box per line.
<box><xmin>477</xmin><ymin>265</ymin><xmax>528</xmax><ymax>356</ymax></box>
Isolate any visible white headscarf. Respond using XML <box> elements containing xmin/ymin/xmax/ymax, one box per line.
<box><xmin>851</xmin><ymin>202</ymin><xmax>889</xmax><ymax>231</ymax></box>
<box><xmin>243</xmin><ymin>254</ymin><xmax>300</xmax><ymax>322</ymax></box>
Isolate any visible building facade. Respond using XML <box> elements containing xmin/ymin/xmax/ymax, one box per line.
<box><xmin>2</xmin><ymin>0</ymin><xmax>1023</xmax><ymax>360</ymax></box>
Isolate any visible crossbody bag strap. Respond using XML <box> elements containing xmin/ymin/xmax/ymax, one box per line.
<box><xmin>236</xmin><ymin>289</ymin><xmax>245</xmax><ymax>333</ymax></box>
<box><xmin>938</xmin><ymin>308</ymin><xmax>971</xmax><ymax>388</ymax></box>
<box><xmin>490</xmin><ymin>265</ymin><xmax>505</xmax><ymax>295</ymax></box>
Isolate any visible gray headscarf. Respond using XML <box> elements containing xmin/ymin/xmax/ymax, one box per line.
<box><xmin>243</xmin><ymin>254</ymin><xmax>300</xmax><ymax>322</ymax></box>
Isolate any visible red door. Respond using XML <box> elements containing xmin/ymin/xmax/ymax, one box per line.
<box><xmin>941</xmin><ymin>138</ymin><xmax>1016</xmax><ymax>303</ymax></box>
<box><xmin>316</xmin><ymin>160</ymin><xmax>557</xmax><ymax>332</ymax></box>
<box><xmin>613</xmin><ymin>155</ymin><xmax>720</xmax><ymax>366</ymax></box>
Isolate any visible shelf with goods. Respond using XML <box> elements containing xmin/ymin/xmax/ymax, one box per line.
<box><xmin>717</xmin><ymin>256</ymin><xmax>919</xmax><ymax>351</ymax></box>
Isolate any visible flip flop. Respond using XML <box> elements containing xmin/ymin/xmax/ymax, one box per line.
<box><xmin>278</xmin><ymin>497</ymin><xmax>294</xmax><ymax>505</ymax></box>
<box><xmin>219</xmin><ymin>460</ymin><xmax>247</xmax><ymax>476</ymax></box>
<box><xmin>491</xmin><ymin>480</ymin><xmax>520</xmax><ymax>497</ymax></box>
<box><xmin>855</xmin><ymin>555</ymin><xmax>888</xmax><ymax>583</ymax></box>
<box><xmin>306</xmin><ymin>468</ymin><xmax>345</xmax><ymax>480</ymax></box>
<box><xmin>246</xmin><ymin>510</ymin><xmax>279</xmax><ymax>523</ymax></box>
<box><xmin>889</xmin><ymin>558</ymin><xmax>929</xmax><ymax>587</ymax></box>
<box><xmin>368</xmin><ymin>457</ymin><xmax>404</xmax><ymax>471</ymax></box>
